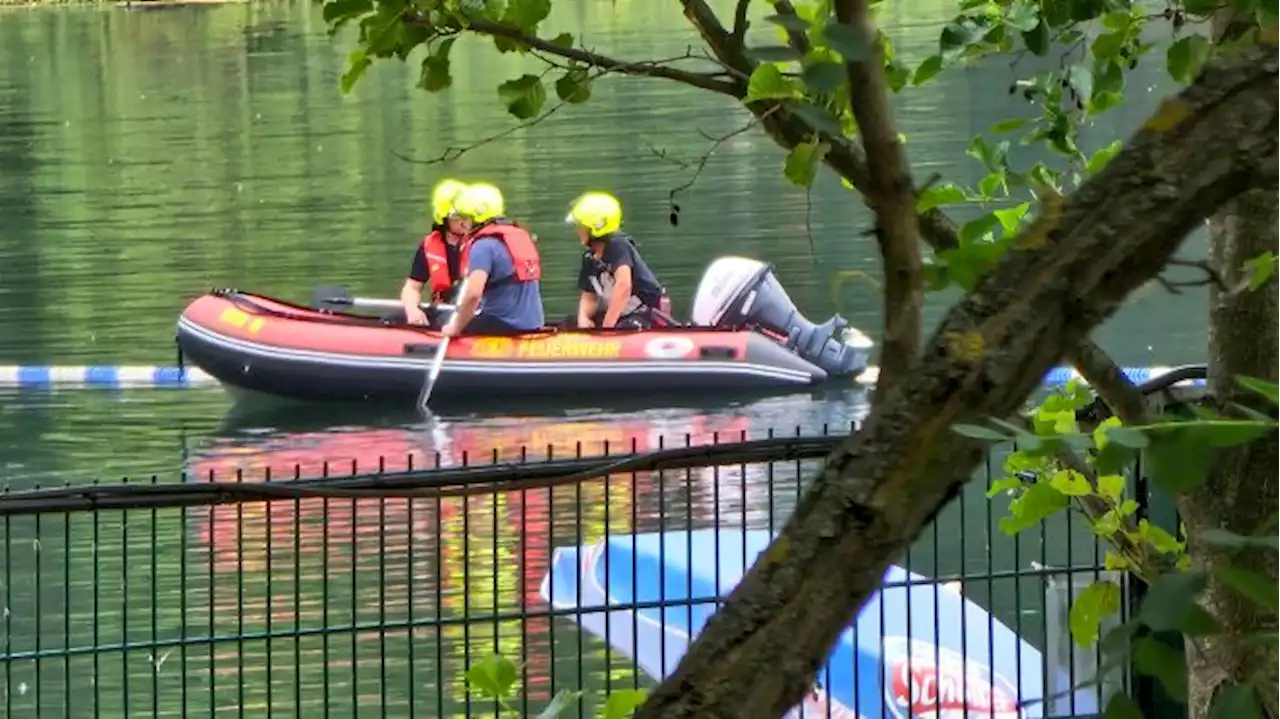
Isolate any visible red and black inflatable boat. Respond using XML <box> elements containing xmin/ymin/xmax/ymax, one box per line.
<box><xmin>175</xmin><ymin>256</ymin><xmax>874</xmax><ymax>405</ymax></box>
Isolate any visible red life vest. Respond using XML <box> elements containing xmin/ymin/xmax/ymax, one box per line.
<box><xmin>463</xmin><ymin>221</ymin><xmax>542</xmax><ymax>284</ymax></box>
<box><xmin>419</xmin><ymin>230</ymin><xmax>459</xmax><ymax>298</ymax></box>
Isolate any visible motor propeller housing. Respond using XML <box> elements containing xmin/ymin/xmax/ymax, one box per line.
<box><xmin>691</xmin><ymin>257</ymin><xmax>873</xmax><ymax>378</ymax></box>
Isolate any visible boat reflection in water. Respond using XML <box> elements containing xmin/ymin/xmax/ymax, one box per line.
<box><xmin>182</xmin><ymin>400</ymin><xmax>827</xmax><ymax>713</ymax></box>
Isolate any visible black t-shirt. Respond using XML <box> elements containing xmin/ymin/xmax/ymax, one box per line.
<box><xmin>577</xmin><ymin>233</ymin><xmax>664</xmax><ymax>309</ymax></box>
<box><xmin>407</xmin><ymin>231</ymin><xmax>463</xmax><ymax>288</ymax></box>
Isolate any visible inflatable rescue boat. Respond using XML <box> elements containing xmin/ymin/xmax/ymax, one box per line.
<box><xmin>175</xmin><ymin>257</ymin><xmax>874</xmax><ymax>405</ymax></box>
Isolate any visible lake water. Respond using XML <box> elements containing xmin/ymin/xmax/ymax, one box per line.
<box><xmin>0</xmin><ymin>0</ymin><xmax>1198</xmax><ymax>715</ymax></box>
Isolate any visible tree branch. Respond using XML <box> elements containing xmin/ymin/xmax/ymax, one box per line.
<box><xmin>832</xmin><ymin>0</ymin><xmax>924</xmax><ymax>393</ymax></box>
<box><xmin>635</xmin><ymin>43</ymin><xmax>1278</xmax><ymax>719</ymax></box>
<box><xmin>646</xmin><ymin>106</ymin><xmax>782</xmax><ymax>214</ymax></box>
<box><xmin>770</xmin><ymin>0</ymin><xmax>812</xmax><ymax>54</ymax></box>
<box><xmin>439</xmin><ymin>18</ymin><xmax>742</xmax><ymax>95</ymax></box>
<box><xmin>730</xmin><ymin>0</ymin><xmax>752</xmax><ymax>50</ymax></box>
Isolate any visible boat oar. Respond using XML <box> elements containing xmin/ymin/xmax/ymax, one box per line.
<box><xmin>417</xmin><ymin>285</ymin><xmax>466</xmax><ymax>412</ymax></box>
<box><xmin>310</xmin><ymin>285</ymin><xmax>456</xmax><ymax>313</ymax></box>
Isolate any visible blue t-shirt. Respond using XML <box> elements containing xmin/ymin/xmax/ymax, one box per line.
<box><xmin>466</xmin><ymin>236</ymin><xmax>545</xmax><ymax>330</ymax></box>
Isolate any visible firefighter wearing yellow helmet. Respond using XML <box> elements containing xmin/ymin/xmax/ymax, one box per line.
<box><xmin>566</xmin><ymin>191</ymin><xmax>671</xmax><ymax>329</ymax></box>
<box><xmin>440</xmin><ymin>182</ymin><xmax>546</xmax><ymax>338</ymax></box>
<box><xmin>400</xmin><ymin>178</ymin><xmax>471</xmax><ymax>326</ymax></box>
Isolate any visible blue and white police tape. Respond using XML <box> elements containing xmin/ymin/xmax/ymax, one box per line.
<box><xmin>0</xmin><ymin>366</ymin><xmax>216</xmax><ymax>388</ymax></box>
<box><xmin>0</xmin><ymin>364</ymin><xmax>1205</xmax><ymax>390</ymax></box>
<box><xmin>853</xmin><ymin>365</ymin><xmax>1206</xmax><ymax>390</ymax></box>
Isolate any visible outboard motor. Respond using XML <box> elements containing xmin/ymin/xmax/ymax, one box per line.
<box><xmin>691</xmin><ymin>256</ymin><xmax>874</xmax><ymax>377</ymax></box>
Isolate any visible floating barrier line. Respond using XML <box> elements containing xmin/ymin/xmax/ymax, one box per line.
<box><xmin>0</xmin><ymin>366</ymin><xmax>216</xmax><ymax>388</ymax></box>
<box><xmin>0</xmin><ymin>364</ymin><xmax>1206</xmax><ymax>390</ymax></box>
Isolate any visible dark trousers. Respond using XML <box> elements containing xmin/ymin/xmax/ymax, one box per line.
<box><xmin>458</xmin><ymin>314</ymin><xmax>527</xmax><ymax>336</ymax></box>
<box><xmin>555</xmin><ymin>305</ymin><xmax>672</xmax><ymax>330</ymax></box>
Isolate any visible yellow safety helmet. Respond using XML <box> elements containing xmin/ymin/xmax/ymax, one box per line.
<box><xmin>452</xmin><ymin>182</ymin><xmax>505</xmax><ymax>224</ymax></box>
<box><xmin>565</xmin><ymin>191</ymin><xmax>622</xmax><ymax>238</ymax></box>
<box><xmin>430</xmin><ymin>178</ymin><xmax>467</xmax><ymax>224</ymax></box>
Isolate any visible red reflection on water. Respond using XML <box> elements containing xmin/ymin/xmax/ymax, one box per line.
<box><xmin>187</xmin><ymin>414</ymin><xmax>752</xmax><ymax>704</ymax></box>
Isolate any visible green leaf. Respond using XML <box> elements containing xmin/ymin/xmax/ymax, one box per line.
<box><xmin>1201</xmin><ymin>527</ymin><xmax>1280</xmax><ymax>552</ymax></box>
<box><xmin>1236</xmin><ymin>374</ymin><xmax>1279</xmax><ymax>403</ymax></box>
<box><xmin>537</xmin><ymin>689</ymin><xmax>583</xmax><ymax>719</ymax></box>
<box><xmin>1049</xmin><ymin>469</ymin><xmax>1092</xmax><ymax>496</ymax></box>
<box><xmin>916</xmin><ymin>183</ymin><xmax>968</xmax><ymax>212</ymax></box>
<box><xmin>952</xmin><ymin>423</ymin><xmax>1008</xmax><ymax>442</ymax></box>
<box><xmin>992</xmin><ymin>202</ymin><xmax>1031</xmax><ymax>234</ymax></box>
<box><xmin>912</xmin><ymin>55</ymin><xmax>945</xmax><ymax>85</ymax></box>
<box><xmin>340</xmin><ymin>49</ymin><xmax>372</xmax><ymax>95</ymax></box>
<box><xmin>1133</xmin><ymin>636</ymin><xmax>1187</xmax><ymax>702</ymax></box>
<box><xmin>884</xmin><ymin>60</ymin><xmax>911</xmax><ymax>93</ymax></box>
<box><xmin>783</xmin><ymin>141</ymin><xmax>830</xmax><ymax>188</ymax></box>
<box><xmin>1106</xmin><ymin>425</ymin><xmax>1149</xmax><ymax>450</ymax></box>
<box><xmin>802</xmin><ymin>61</ymin><xmax>846</xmax><ymax>94</ymax></box>
<box><xmin>821</xmin><ymin>21</ymin><xmax>871</xmax><ymax>62</ymax></box>
<box><xmin>1217</xmin><ymin>564</ymin><xmax>1280</xmax><ymax>612</ymax></box>
<box><xmin>1091</xmin><ymin>32</ymin><xmax>1125</xmax><ymax>61</ymax></box>
<box><xmin>1167</xmin><ymin>35</ymin><xmax>1212</xmax><ymax>84</ymax></box>
<box><xmin>1208</xmin><ymin>682</ymin><xmax>1265</xmax><ymax>719</ymax></box>
<box><xmin>497</xmin><ymin>74</ymin><xmax>547</xmax><ymax>120</ymax></box>
<box><xmin>1085</xmin><ymin>140</ymin><xmax>1123</xmax><ymax>175</ymax></box>
<box><xmin>1101</xmin><ymin>11</ymin><xmax>1134</xmax><ymax>30</ymax></box>
<box><xmin>601</xmin><ymin>689</ymin><xmax>649</xmax><ymax>719</ymax></box>
<box><xmin>417</xmin><ymin>38</ymin><xmax>456</xmax><ymax>92</ymax></box>
<box><xmin>1198</xmin><ymin>420</ymin><xmax>1273</xmax><ymax>447</ymax></box>
<box><xmin>547</xmin><ymin>32</ymin><xmax>574</xmax><ymax>47</ymax></box>
<box><xmin>1139</xmin><ymin>570</ymin><xmax>1208</xmax><ymax>632</ymax></box>
<box><xmin>322</xmin><ymin>0</ymin><xmax>373</xmax><ymax>24</ymax></box>
<box><xmin>746</xmin><ymin>64</ymin><xmax>804</xmax><ymax>102</ymax></box>
<box><xmin>990</xmin><ymin>118</ymin><xmax>1026</xmax><ymax>134</ymax></box>
<box><xmin>763</xmin><ymin>13</ymin><xmax>811</xmax><ymax>33</ymax></box>
<box><xmin>1257</xmin><ymin>1</ymin><xmax>1280</xmax><ymax>27</ymax></box>
<box><xmin>1243</xmin><ymin>252</ymin><xmax>1278</xmax><ymax>291</ymax></box>
<box><xmin>959</xmin><ymin>213</ymin><xmax>999</xmax><ymax>244</ymax></box>
<box><xmin>1103</xmin><ymin>691</ymin><xmax>1145</xmax><ymax>719</ymax></box>
<box><xmin>1001</xmin><ymin>2</ymin><xmax>1039</xmax><ymax>31</ymax></box>
<box><xmin>554</xmin><ymin>68</ymin><xmax>592</xmax><ymax>103</ymax></box>
<box><xmin>999</xmin><ymin>481</ymin><xmax>1068</xmax><ymax>535</ymax></box>
<box><xmin>1066</xmin><ymin>64</ymin><xmax>1093</xmax><ymax>103</ymax></box>
<box><xmin>466</xmin><ymin>653</ymin><xmax>519</xmax><ymax>699</ymax></box>
<box><xmin>502</xmin><ymin>0</ymin><xmax>551</xmax><ymax>32</ymax></box>
<box><xmin>939</xmin><ymin>20</ymin><xmax>984</xmax><ymax>60</ymax></box>
<box><xmin>1022</xmin><ymin>19</ymin><xmax>1050</xmax><ymax>56</ymax></box>
<box><xmin>1069</xmin><ymin>579</ymin><xmax>1121</xmax><ymax>647</ymax></box>
<box><xmin>978</xmin><ymin>171</ymin><xmax>1006</xmax><ymax>198</ymax></box>
<box><xmin>1139</xmin><ymin>519</ymin><xmax>1183</xmax><ymax>554</ymax></box>
<box><xmin>986</xmin><ymin>476</ymin><xmax>1026</xmax><ymax>497</ymax></box>
<box><xmin>1091</xmin><ymin>57</ymin><xmax>1125</xmax><ymax>96</ymax></box>
<box><xmin>788</xmin><ymin>101</ymin><xmax>845</xmax><ymax>137</ymax></box>
<box><xmin>747</xmin><ymin>45</ymin><xmax>805</xmax><ymax>63</ymax></box>
<box><xmin>1069</xmin><ymin>0</ymin><xmax>1107</xmax><ymax>22</ymax></box>
<box><xmin>1097</xmin><ymin>474</ymin><xmax>1126</xmax><ymax>503</ymax></box>
<box><xmin>1146</xmin><ymin>428</ymin><xmax>1213</xmax><ymax>493</ymax></box>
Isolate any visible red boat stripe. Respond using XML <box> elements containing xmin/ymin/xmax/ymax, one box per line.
<box><xmin>178</xmin><ymin>319</ymin><xmax>819</xmax><ymax>383</ymax></box>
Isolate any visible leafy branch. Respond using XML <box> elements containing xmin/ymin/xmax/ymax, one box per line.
<box><xmin>956</xmin><ymin>375</ymin><xmax>1280</xmax><ymax>717</ymax></box>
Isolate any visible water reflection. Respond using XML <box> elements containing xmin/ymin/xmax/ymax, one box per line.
<box><xmin>180</xmin><ymin>396</ymin><xmax>861</xmax><ymax>714</ymax></box>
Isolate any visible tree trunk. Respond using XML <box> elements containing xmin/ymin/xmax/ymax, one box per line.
<box><xmin>1178</xmin><ymin>182</ymin><xmax>1280</xmax><ymax>719</ymax></box>
<box><xmin>635</xmin><ymin>47</ymin><xmax>1278</xmax><ymax>719</ymax></box>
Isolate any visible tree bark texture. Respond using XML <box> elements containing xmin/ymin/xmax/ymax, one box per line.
<box><xmin>832</xmin><ymin>0</ymin><xmax>924</xmax><ymax>393</ymax></box>
<box><xmin>1179</xmin><ymin>181</ymin><xmax>1280</xmax><ymax>719</ymax></box>
<box><xmin>635</xmin><ymin>46</ymin><xmax>1278</xmax><ymax>719</ymax></box>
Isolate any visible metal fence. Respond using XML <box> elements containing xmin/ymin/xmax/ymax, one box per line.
<box><xmin>0</xmin><ymin>426</ymin><xmax>1137</xmax><ymax>718</ymax></box>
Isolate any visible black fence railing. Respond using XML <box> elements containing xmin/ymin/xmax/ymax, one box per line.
<box><xmin>0</xmin><ymin>427</ymin><xmax>1133</xmax><ymax>717</ymax></box>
